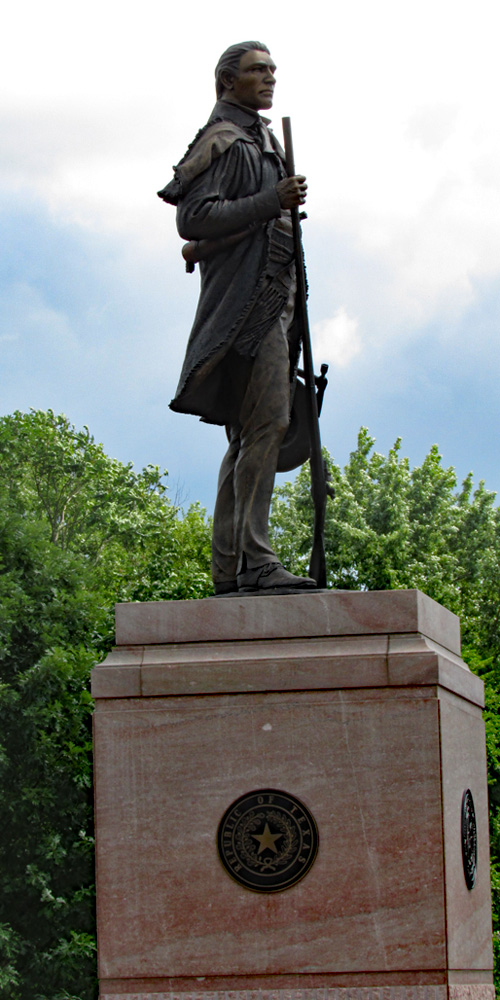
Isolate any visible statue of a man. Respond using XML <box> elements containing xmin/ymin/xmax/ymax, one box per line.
<box><xmin>159</xmin><ymin>41</ymin><xmax>317</xmax><ymax>595</ymax></box>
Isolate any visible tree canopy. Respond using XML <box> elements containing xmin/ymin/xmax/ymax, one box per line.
<box><xmin>1</xmin><ymin>412</ymin><xmax>499</xmax><ymax>996</ymax></box>
<box><xmin>0</xmin><ymin>410</ymin><xmax>212</xmax><ymax>999</ymax></box>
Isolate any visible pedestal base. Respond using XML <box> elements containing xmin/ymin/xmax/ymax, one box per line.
<box><xmin>92</xmin><ymin>590</ymin><xmax>494</xmax><ymax>1000</ymax></box>
<box><xmin>100</xmin><ymin>988</ymin><xmax>495</xmax><ymax>1000</ymax></box>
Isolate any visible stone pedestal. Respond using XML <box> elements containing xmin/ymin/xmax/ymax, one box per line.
<box><xmin>92</xmin><ymin>590</ymin><xmax>494</xmax><ymax>1000</ymax></box>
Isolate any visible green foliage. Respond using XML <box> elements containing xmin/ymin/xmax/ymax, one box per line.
<box><xmin>271</xmin><ymin>428</ymin><xmax>500</xmax><ymax>648</ymax></box>
<box><xmin>0</xmin><ymin>410</ymin><xmax>212</xmax><ymax>999</ymax></box>
<box><xmin>0</xmin><ymin>410</ymin><xmax>168</xmax><ymax>554</ymax></box>
<box><xmin>0</xmin><ymin>521</ymin><xmax>98</xmax><ymax>998</ymax></box>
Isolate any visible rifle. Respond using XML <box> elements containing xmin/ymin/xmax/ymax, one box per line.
<box><xmin>282</xmin><ymin>116</ymin><xmax>331</xmax><ymax>589</ymax></box>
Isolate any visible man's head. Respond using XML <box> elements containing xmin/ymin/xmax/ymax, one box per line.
<box><xmin>215</xmin><ymin>41</ymin><xmax>276</xmax><ymax>111</ymax></box>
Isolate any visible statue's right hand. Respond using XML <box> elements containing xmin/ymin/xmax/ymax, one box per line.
<box><xmin>276</xmin><ymin>175</ymin><xmax>307</xmax><ymax>209</ymax></box>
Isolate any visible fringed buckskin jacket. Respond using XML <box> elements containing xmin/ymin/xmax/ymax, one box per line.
<box><xmin>158</xmin><ymin>100</ymin><xmax>296</xmax><ymax>426</ymax></box>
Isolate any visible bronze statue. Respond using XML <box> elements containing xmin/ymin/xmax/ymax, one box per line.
<box><xmin>159</xmin><ymin>42</ymin><xmax>318</xmax><ymax>595</ymax></box>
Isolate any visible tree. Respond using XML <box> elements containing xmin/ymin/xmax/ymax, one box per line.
<box><xmin>0</xmin><ymin>410</ymin><xmax>212</xmax><ymax>999</ymax></box>
<box><xmin>0</xmin><ymin>511</ymin><xmax>99</xmax><ymax>999</ymax></box>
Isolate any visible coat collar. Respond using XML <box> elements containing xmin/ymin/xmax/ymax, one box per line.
<box><xmin>209</xmin><ymin>100</ymin><xmax>272</xmax><ymax>128</ymax></box>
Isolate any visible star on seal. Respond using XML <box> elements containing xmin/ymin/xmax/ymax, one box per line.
<box><xmin>216</xmin><ymin>789</ymin><xmax>319</xmax><ymax>892</ymax></box>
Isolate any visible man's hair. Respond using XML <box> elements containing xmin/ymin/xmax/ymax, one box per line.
<box><xmin>215</xmin><ymin>41</ymin><xmax>270</xmax><ymax>99</ymax></box>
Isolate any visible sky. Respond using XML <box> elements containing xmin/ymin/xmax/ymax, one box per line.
<box><xmin>2</xmin><ymin>0</ymin><xmax>500</xmax><ymax>512</ymax></box>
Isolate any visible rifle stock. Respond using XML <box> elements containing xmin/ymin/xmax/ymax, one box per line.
<box><xmin>282</xmin><ymin>116</ymin><xmax>328</xmax><ymax>588</ymax></box>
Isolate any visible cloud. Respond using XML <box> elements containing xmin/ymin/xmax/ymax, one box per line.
<box><xmin>0</xmin><ymin>195</ymin><xmax>194</xmax><ymax>405</ymax></box>
<box><xmin>406</xmin><ymin>104</ymin><xmax>460</xmax><ymax>153</ymax></box>
<box><xmin>0</xmin><ymin>102</ymin><xmax>181</xmax><ymax>248</ymax></box>
<box><xmin>312</xmin><ymin>309</ymin><xmax>362</xmax><ymax>369</ymax></box>
<box><xmin>2</xmin><ymin>0</ymin><xmax>500</xmax><ymax>511</ymax></box>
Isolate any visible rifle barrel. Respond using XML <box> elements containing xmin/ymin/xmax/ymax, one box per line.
<box><xmin>282</xmin><ymin>117</ymin><xmax>327</xmax><ymax>588</ymax></box>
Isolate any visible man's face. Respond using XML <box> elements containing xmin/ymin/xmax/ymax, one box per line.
<box><xmin>226</xmin><ymin>50</ymin><xmax>277</xmax><ymax>111</ymax></box>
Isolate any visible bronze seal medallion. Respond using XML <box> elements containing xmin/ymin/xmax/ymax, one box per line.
<box><xmin>217</xmin><ymin>788</ymin><xmax>319</xmax><ymax>892</ymax></box>
<box><xmin>461</xmin><ymin>788</ymin><xmax>477</xmax><ymax>890</ymax></box>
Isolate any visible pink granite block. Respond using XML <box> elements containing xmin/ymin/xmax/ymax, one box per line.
<box><xmin>98</xmin><ymin>987</ymin><xmax>456</xmax><ymax>1000</ymax></box>
<box><xmin>115</xmin><ymin>591</ymin><xmax>460</xmax><ymax>654</ymax></box>
<box><xmin>139</xmin><ymin>636</ymin><xmax>389</xmax><ymax>698</ymax></box>
<box><xmin>91</xmin><ymin>666</ymin><xmax>141</xmax><ymax>698</ymax></box>
<box><xmin>91</xmin><ymin>647</ymin><xmax>143</xmax><ymax>699</ymax></box>
<box><xmin>387</xmin><ymin>637</ymin><xmax>483</xmax><ymax>708</ymax></box>
<box><xmin>95</xmin><ymin>689</ymin><xmax>447</xmax><ymax>980</ymax></box>
<box><xmin>97</xmin><ymin>972</ymin><xmax>457</xmax><ymax>990</ymax></box>
<box><xmin>98</xmin><ymin>987</ymin><xmax>495</xmax><ymax>1000</ymax></box>
<box><xmin>93</xmin><ymin>631</ymin><xmax>479</xmax><ymax>705</ymax></box>
<box><xmin>449</xmin><ymin>987</ymin><xmax>496</xmax><ymax>1000</ymax></box>
<box><xmin>94</xmin><ymin>590</ymin><xmax>491</xmax><ymax>1000</ymax></box>
<box><xmin>438</xmin><ymin>689</ymin><xmax>493</xmax><ymax>971</ymax></box>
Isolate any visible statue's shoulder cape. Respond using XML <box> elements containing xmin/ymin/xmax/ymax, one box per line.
<box><xmin>157</xmin><ymin>121</ymin><xmax>253</xmax><ymax>206</ymax></box>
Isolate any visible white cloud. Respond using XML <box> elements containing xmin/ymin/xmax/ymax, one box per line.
<box><xmin>2</xmin><ymin>0</ymin><xmax>500</xmax><ymax>505</ymax></box>
<box><xmin>406</xmin><ymin>104</ymin><xmax>460</xmax><ymax>153</ymax></box>
<box><xmin>312</xmin><ymin>309</ymin><xmax>362</xmax><ymax>369</ymax></box>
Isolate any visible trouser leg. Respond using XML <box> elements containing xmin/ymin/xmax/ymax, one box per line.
<box><xmin>211</xmin><ymin>284</ymin><xmax>295</xmax><ymax>585</ymax></box>
<box><xmin>211</xmin><ymin>432</ymin><xmax>240</xmax><ymax>584</ymax></box>
<box><xmin>233</xmin><ymin>313</ymin><xmax>291</xmax><ymax>572</ymax></box>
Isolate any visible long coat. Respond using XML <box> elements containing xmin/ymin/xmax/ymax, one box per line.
<box><xmin>159</xmin><ymin>101</ymin><xmax>292</xmax><ymax>426</ymax></box>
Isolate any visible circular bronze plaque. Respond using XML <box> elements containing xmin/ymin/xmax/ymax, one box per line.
<box><xmin>217</xmin><ymin>788</ymin><xmax>319</xmax><ymax>892</ymax></box>
<box><xmin>461</xmin><ymin>788</ymin><xmax>477</xmax><ymax>890</ymax></box>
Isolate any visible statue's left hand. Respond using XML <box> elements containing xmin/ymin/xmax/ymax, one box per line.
<box><xmin>276</xmin><ymin>175</ymin><xmax>307</xmax><ymax>209</ymax></box>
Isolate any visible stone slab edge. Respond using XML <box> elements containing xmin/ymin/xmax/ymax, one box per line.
<box><xmin>91</xmin><ymin>635</ymin><xmax>484</xmax><ymax>707</ymax></box>
<box><xmin>114</xmin><ymin>590</ymin><xmax>461</xmax><ymax>654</ymax></box>
<box><xmin>99</xmin><ymin>987</ymin><xmax>495</xmax><ymax>1000</ymax></box>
